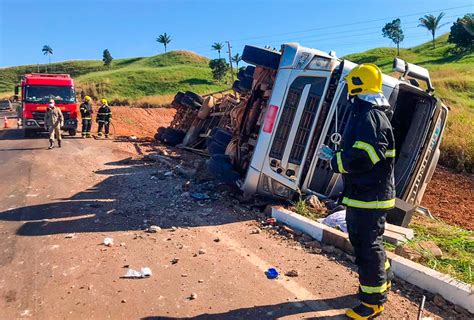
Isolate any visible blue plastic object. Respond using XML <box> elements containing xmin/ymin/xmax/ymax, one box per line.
<box><xmin>266</xmin><ymin>268</ymin><xmax>279</xmax><ymax>279</ymax></box>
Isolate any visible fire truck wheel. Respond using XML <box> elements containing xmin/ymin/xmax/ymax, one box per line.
<box><xmin>185</xmin><ymin>91</ymin><xmax>204</xmax><ymax>105</ymax></box>
<box><xmin>242</xmin><ymin>45</ymin><xmax>281</xmax><ymax>70</ymax></box>
<box><xmin>68</xmin><ymin>129</ymin><xmax>77</xmax><ymax>136</ymax></box>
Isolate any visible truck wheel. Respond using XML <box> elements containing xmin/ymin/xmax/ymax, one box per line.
<box><xmin>173</xmin><ymin>92</ymin><xmax>185</xmax><ymax>105</ymax></box>
<box><xmin>232</xmin><ymin>80</ymin><xmax>243</xmax><ymax>93</ymax></box>
<box><xmin>68</xmin><ymin>129</ymin><xmax>77</xmax><ymax>136</ymax></box>
<box><xmin>238</xmin><ymin>77</ymin><xmax>253</xmax><ymax>92</ymax></box>
<box><xmin>185</xmin><ymin>91</ymin><xmax>204</xmax><ymax>105</ymax></box>
<box><xmin>162</xmin><ymin>128</ymin><xmax>186</xmax><ymax>146</ymax></box>
<box><xmin>237</xmin><ymin>69</ymin><xmax>247</xmax><ymax>81</ymax></box>
<box><xmin>242</xmin><ymin>45</ymin><xmax>281</xmax><ymax>70</ymax></box>
<box><xmin>155</xmin><ymin>127</ymin><xmax>167</xmax><ymax>141</ymax></box>
<box><xmin>244</xmin><ymin>66</ymin><xmax>256</xmax><ymax>77</ymax></box>
<box><xmin>181</xmin><ymin>96</ymin><xmax>202</xmax><ymax>110</ymax></box>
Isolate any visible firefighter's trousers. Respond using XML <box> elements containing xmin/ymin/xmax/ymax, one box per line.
<box><xmin>82</xmin><ymin>119</ymin><xmax>92</xmax><ymax>136</ymax></box>
<box><xmin>346</xmin><ymin>207</ymin><xmax>394</xmax><ymax>305</ymax></box>
<box><xmin>98</xmin><ymin>121</ymin><xmax>110</xmax><ymax>135</ymax></box>
<box><xmin>48</xmin><ymin>126</ymin><xmax>62</xmax><ymax>142</ymax></box>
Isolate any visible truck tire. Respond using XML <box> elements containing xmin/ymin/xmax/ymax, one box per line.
<box><xmin>180</xmin><ymin>96</ymin><xmax>202</xmax><ymax>110</ymax></box>
<box><xmin>173</xmin><ymin>92</ymin><xmax>185</xmax><ymax>105</ymax></box>
<box><xmin>238</xmin><ymin>77</ymin><xmax>253</xmax><ymax>92</ymax></box>
<box><xmin>68</xmin><ymin>129</ymin><xmax>77</xmax><ymax>136</ymax></box>
<box><xmin>155</xmin><ymin>127</ymin><xmax>167</xmax><ymax>141</ymax></box>
<box><xmin>232</xmin><ymin>80</ymin><xmax>243</xmax><ymax>94</ymax></box>
<box><xmin>244</xmin><ymin>65</ymin><xmax>256</xmax><ymax>77</ymax></box>
<box><xmin>207</xmin><ymin>154</ymin><xmax>240</xmax><ymax>184</ymax></box>
<box><xmin>242</xmin><ymin>45</ymin><xmax>281</xmax><ymax>70</ymax></box>
<box><xmin>161</xmin><ymin>128</ymin><xmax>186</xmax><ymax>146</ymax></box>
<box><xmin>185</xmin><ymin>91</ymin><xmax>204</xmax><ymax>105</ymax></box>
<box><xmin>237</xmin><ymin>69</ymin><xmax>247</xmax><ymax>81</ymax></box>
<box><xmin>212</xmin><ymin>128</ymin><xmax>233</xmax><ymax>146</ymax></box>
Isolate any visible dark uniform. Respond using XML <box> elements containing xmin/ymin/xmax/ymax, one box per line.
<box><xmin>97</xmin><ymin>104</ymin><xmax>112</xmax><ymax>137</ymax></box>
<box><xmin>330</xmin><ymin>96</ymin><xmax>395</xmax><ymax>306</ymax></box>
<box><xmin>79</xmin><ymin>101</ymin><xmax>93</xmax><ymax>137</ymax></box>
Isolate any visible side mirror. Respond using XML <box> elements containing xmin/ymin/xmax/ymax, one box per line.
<box><xmin>14</xmin><ymin>85</ymin><xmax>19</xmax><ymax>95</ymax></box>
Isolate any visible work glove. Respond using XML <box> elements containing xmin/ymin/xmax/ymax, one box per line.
<box><xmin>318</xmin><ymin>145</ymin><xmax>335</xmax><ymax>161</ymax></box>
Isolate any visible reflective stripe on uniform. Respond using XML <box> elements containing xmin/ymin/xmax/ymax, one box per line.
<box><xmin>82</xmin><ymin>117</ymin><xmax>91</xmax><ymax>120</ymax></box>
<box><xmin>97</xmin><ymin>113</ymin><xmax>111</xmax><ymax>116</ymax></box>
<box><xmin>353</xmin><ymin>141</ymin><xmax>380</xmax><ymax>164</ymax></box>
<box><xmin>385</xmin><ymin>149</ymin><xmax>396</xmax><ymax>158</ymax></box>
<box><xmin>342</xmin><ymin>197</ymin><xmax>395</xmax><ymax>209</ymax></box>
<box><xmin>336</xmin><ymin>152</ymin><xmax>347</xmax><ymax>173</ymax></box>
<box><xmin>385</xmin><ymin>260</ymin><xmax>390</xmax><ymax>270</ymax></box>
<box><xmin>360</xmin><ymin>282</ymin><xmax>388</xmax><ymax>294</ymax></box>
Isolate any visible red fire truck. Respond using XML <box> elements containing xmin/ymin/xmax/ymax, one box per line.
<box><xmin>15</xmin><ymin>74</ymin><xmax>78</xmax><ymax>137</ymax></box>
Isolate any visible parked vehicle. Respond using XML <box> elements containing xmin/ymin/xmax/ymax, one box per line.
<box><xmin>168</xmin><ymin>43</ymin><xmax>449</xmax><ymax>226</ymax></box>
<box><xmin>15</xmin><ymin>74</ymin><xmax>78</xmax><ymax>137</ymax></box>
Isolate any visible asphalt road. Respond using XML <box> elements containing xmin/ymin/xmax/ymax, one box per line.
<box><xmin>0</xmin><ymin>127</ymin><xmax>450</xmax><ymax>319</ymax></box>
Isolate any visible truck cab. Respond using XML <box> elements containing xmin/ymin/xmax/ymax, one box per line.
<box><xmin>239</xmin><ymin>43</ymin><xmax>448</xmax><ymax>225</ymax></box>
<box><xmin>16</xmin><ymin>74</ymin><xmax>78</xmax><ymax>137</ymax></box>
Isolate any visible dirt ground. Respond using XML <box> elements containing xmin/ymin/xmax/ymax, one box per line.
<box><xmin>110</xmin><ymin>106</ymin><xmax>474</xmax><ymax>231</ymax></box>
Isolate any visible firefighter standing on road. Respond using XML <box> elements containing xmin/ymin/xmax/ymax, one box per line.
<box><xmin>79</xmin><ymin>95</ymin><xmax>93</xmax><ymax>138</ymax></box>
<box><xmin>318</xmin><ymin>63</ymin><xmax>395</xmax><ymax>319</ymax></box>
<box><xmin>97</xmin><ymin>98</ymin><xmax>112</xmax><ymax>138</ymax></box>
<box><xmin>44</xmin><ymin>99</ymin><xmax>64</xmax><ymax>149</ymax></box>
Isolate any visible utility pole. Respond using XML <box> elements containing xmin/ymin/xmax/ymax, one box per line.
<box><xmin>226</xmin><ymin>41</ymin><xmax>234</xmax><ymax>83</ymax></box>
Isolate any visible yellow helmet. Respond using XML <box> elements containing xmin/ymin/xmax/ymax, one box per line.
<box><xmin>84</xmin><ymin>95</ymin><xmax>91</xmax><ymax>102</ymax></box>
<box><xmin>101</xmin><ymin>98</ymin><xmax>108</xmax><ymax>105</ymax></box>
<box><xmin>345</xmin><ymin>63</ymin><xmax>383</xmax><ymax>95</ymax></box>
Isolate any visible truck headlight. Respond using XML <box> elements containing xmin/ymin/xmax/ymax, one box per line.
<box><xmin>271</xmin><ymin>179</ymin><xmax>292</xmax><ymax>198</ymax></box>
<box><xmin>307</xmin><ymin>56</ymin><xmax>331</xmax><ymax>70</ymax></box>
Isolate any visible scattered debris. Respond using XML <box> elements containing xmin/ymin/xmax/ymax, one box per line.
<box><xmin>198</xmin><ymin>249</ymin><xmax>206</xmax><ymax>255</ymax></box>
<box><xmin>265</xmin><ymin>268</ymin><xmax>279</xmax><ymax>279</ymax></box>
<box><xmin>122</xmin><ymin>267</ymin><xmax>152</xmax><ymax>278</ymax></box>
<box><xmin>395</xmin><ymin>245</ymin><xmax>423</xmax><ymax>262</ymax></box>
<box><xmin>171</xmin><ymin>258</ymin><xmax>179</xmax><ymax>265</ymax></box>
<box><xmin>190</xmin><ymin>193</ymin><xmax>210</xmax><ymax>200</ymax></box>
<box><xmin>250</xmin><ymin>228</ymin><xmax>261</xmax><ymax>234</ymax></box>
<box><xmin>164</xmin><ymin>171</ymin><xmax>174</xmax><ymax>177</ymax></box>
<box><xmin>121</xmin><ymin>299</ymin><xmax>127</xmax><ymax>303</ymax></box>
<box><xmin>213</xmin><ymin>237</ymin><xmax>220</xmax><ymax>243</ymax></box>
<box><xmin>285</xmin><ymin>269</ymin><xmax>299</xmax><ymax>277</ymax></box>
<box><xmin>147</xmin><ymin>225</ymin><xmax>161</xmax><ymax>233</ymax></box>
<box><xmin>265</xmin><ymin>218</ymin><xmax>277</xmax><ymax>226</ymax></box>
<box><xmin>176</xmin><ymin>165</ymin><xmax>197</xmax><ymax>178</ymax></box>
<box><xmin>182</xmin><ymin>181</ymin><xmax>191</xmax><ymax>192</ymax></box>
<box><xmin>306</xmin><ymin>195</ymin><xmax>326</xmax><ymax>211</ymax></box>
<box><xmin>282</xmin><ymin>225</ymin><xmax>295</xmax><ymax>234</ymax></box>
<box><xmin>129</xmin><ymin>135</ymin><xmax>137</xmax><ymax>140</ymax></box>
<box><xmin>103</xmin><ymin>237</ymin><xmax>114</xmax><ymax>247</ymax></box>
<box><xmin>198</xmin><ymin>279</ymin><xmax>204</xmax><ymax>283</ymax></box>
<box><xmin>321</xmin><ymin>210</ymin><xmax>348</xmax><ymax>233</ymax></box>
<box><xmin>65</xmin><ymin>233</ymin><xmax>75</xmax><ymax>239</ymax></box>
<box><xmin>181</xmin><ymin>273</ymin><xmax>188</xmax><ymax>277</ymax></box>
<box><xmin>189</xmin><ymin>293</ymin><xmax>197</xmax><ymax>300</ymax></box>
<box><xmin>418</xmin><ymin>240</ymin><xmax>443</xmax><ymax>258</ymax></box>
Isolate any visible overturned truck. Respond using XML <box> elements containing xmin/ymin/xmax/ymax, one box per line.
<box><xmin>159</xmin><ymin>43</ymin><xmax>448</xmax><ymax>227</ymax></box>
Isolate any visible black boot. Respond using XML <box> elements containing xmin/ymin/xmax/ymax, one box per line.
<box><xmin>58</xmin><ymin>140</ymin><xmax>62</xmax><ymax>148</ymax></box>
<box><xmin>48</xmin><ymin>140</ymin><xmax>54</xmax><ymax>149</ymax></box>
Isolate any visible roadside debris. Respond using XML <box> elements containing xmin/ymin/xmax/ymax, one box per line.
<box><xmin>285</xmin><ymin>269</ymin><xmax>299</xmax><ymax>277</ymax></box>
<box><xmin>65</xmin><ymin>233</ymin><xmax>75</xmax><ymax>239</ymax></box>
<box><xmin>191</xmin><ymin>193</ymin><xmax>210</xmax><ymax>200</ymax></box>
<box><xmin>147</xmin><ymin>225</ymin><xmax>161</xmax><ymax>233</ymax></box>
<box><xmin>265</xmin><ymin>267</ymin><xmax>279</xmax><ymax>279</ymax></box>
<box><xmin>122</xmin><ymin>267</ymin><xmax>152</xmax><ymax>278</ymax></box>
<box><xmin>171</xmin><ymin>258</ymin><xmax>179</xmax><ymax>264</ymax></box>
<box><xmin>322</xmin><ymin>210</ymin><xmax>348</xmax><ymax>233</ymax></box>
<box><xmin>103</xmin><ymin>237</ymin><xmax>114</xmax><ymax>246</ymax></box>
<box><xmin>189</xmin><ymin>293</ymin><xmax>197</xmax><ymax>300</ymax></box>
<box><xmin>198</xmin><ymin>248</ymin><xmax>206</xmax><ymax>255</ymax></box>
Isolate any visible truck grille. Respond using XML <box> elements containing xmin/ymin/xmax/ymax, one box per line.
<box><xmin>32</xmin><ymin>111</ymin><xmax>71</xmax><ymax>121</ymax></box>
<box><xmin>269</xmin><ymin>89</ymin><xmax>301</xmax><ymax>160</ymax></box>
<box><xmin>288</xmin><ymin>93</ymin><xmax>321</xmax><ymax>164</ymax></box>
<box><xmin>309</xmin><ymin>86</ymin><xmax>352</xmax><ymax>194</ymax></box>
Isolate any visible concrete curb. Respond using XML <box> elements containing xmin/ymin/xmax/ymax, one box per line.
<box><xmin>271</xmin><ymin>206</ymin><xmax>474</xmax><ymax>314</ymax></box>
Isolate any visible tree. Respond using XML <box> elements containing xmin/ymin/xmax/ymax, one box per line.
<box><xmin>102</xmin><ymin>49</ymin><xmax>113</xmax><ymax>67</ymax></box>
<box><xmin>448</xmin><ymin>14</ymin><xmax>474</xmax><ymax>53</ymax></box>
<box><xmin>211</xmin><ymin>42</ymin><xmax>224</xmax><ymax>59</ymax></box>
<box><xmin>42</xmin><ymin>45</ymin><xmax>53</xmax><ymax>72</ymax></box>
<box><xmin>209</xmin><ymin>58</ymin><xmax>229</xmax><ymax>81</ymax></box>
<box><xmin>232</xmin><ymin>53</ymin><xmax>242</xmax><ymax>69</ymax></box>
<box><xmin>418</xmin><ymin>12</ymin><xmax>447</xmax><ymax>48</ymax></box>
<box><xmin>156</xmin><ymin>33</ymin><xmax>172</xmax><ymax>52</ymax></box>
<box><xmin>382</xmin><ymin>19</ymin><xmax>404</xmax><ymax>55</ymax></box>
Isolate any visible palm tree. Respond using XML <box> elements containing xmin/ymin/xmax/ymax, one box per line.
<box><xmin>232</xmin><ymin>53</ymin><xmax>242</xmax><ymax>69</ymax></box>
<box><xmin>418</xmin><ymin>12</ymin><xmax>447</xmax><ymax>48</ymax></box>
<box><xmin>211</xmin><ymin>42</ymin><xmax>224</xmax><ymax>59</ymax></box>
<box><xmin>156</xmin><ymin>33</ymin><xmax>172</xmax><ymax>53</ymax></box>
<box><xmin>42</xmin><ymin>45</ymin><xmax>53</xmax><ymax>71</ymax></box>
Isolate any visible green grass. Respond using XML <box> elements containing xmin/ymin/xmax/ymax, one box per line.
<box><xmin>0</xmin><ymin>51</ymin><xmax>228</xmax><ymax>99</ymax></box>
<box><xmin>407</xmin><ymin>216</ymin><xmax>473</xmax><ymax>285</ymax></box>
<box><xmin>344</xmin><ymin>33</ymin><xmax>474</xmax><ymax>172</ymax></box>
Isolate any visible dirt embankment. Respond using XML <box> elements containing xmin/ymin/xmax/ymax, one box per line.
<box><xmin>110</xmin><ymin>106</ymin><xmax>474</xmax><ymax>230</ymax></box>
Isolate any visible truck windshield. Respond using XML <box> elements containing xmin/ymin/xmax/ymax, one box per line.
<box><xmin>25</xmin><ymin>86</ymin><xmax>75</xmax><ymax>103</ymax></box>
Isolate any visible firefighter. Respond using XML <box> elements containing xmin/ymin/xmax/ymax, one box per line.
<box><xmin>44</xmin><ymin>99</ymin><xmax>64</xmax><ymax>149</ymax></box>
<box><xmin>96</xmin><ymin>98</ymin><xmax>112</xmax><ymax>138</ymax></box>
<box><xmin>318</xmin><ymin>63</ymin><xmax>395</xmax><ymax>319</ymax></box>
<box><xmin>79</xmin><ymin>95</ymin><xmax>93</xmax><ymax>138</ymax></box>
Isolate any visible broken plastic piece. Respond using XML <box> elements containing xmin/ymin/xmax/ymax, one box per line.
<box><xmin>266</xmin><ymin>267</ymin><xmax>279</xmax><ymax>279</ymax></box>
<box><xmin>103</xmin><ymin>237</ymin><xmax>114</xmax><ymax>246</ymax></box>
<box><xmin>122</xmin><ymin>267</ymin><xmax>152</xmax><ymax>278</ymax></box>
<box><xmin>190</xmin><ymin>193</ymin><xmax>210</xmax><ymax>200</ymax></box>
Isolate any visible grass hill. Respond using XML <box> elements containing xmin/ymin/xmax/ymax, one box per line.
<box><xmin>0</xmin><ymin>51</ymin><xmax>227</xmax><ymax>100</ymax></box>
<box><xmin>344</xmin><ymin>34</ymin><xmax>474</xmax><ymax>172</ymax></box>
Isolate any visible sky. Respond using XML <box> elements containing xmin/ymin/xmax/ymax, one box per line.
<box><xmin>0</xmin><ymin>0</ymin><xmax>472</xmax><ymax>67</ymax></box>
